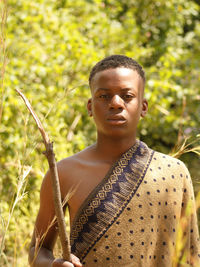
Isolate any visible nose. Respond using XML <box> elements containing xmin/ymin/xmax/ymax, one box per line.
<box><xmin>109</xmin><ymin>95</ymin><xmax>124</xmax><ymax>110</ymax></box>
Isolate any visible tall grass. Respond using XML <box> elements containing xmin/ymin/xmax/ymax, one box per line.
<box><xmin>0</xmin><ymin>0</ymin><xmax>7</xmax><ymax>124</ymax></box>
<box><xmin>0</xmin><ymin>166</ymin><xmax>32</xmax><ymax>266</ymax></box>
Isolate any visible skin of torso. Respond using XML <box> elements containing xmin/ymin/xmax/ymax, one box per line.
<box><xmin>59</xmin><ymin>145</ymin><xmax>117</xmax><ymax>227</ymax></box>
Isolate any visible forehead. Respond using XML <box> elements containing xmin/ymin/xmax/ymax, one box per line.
<box><xmin>90</xmin><ymin>67</ymin><xmax>143</xmax><ymax>91</ymax></box>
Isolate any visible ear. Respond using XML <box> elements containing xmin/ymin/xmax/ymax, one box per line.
<box><xmin>141</xmin><ymin>99</ymin><xmax>148</xmax><ymax>118</ymax></box>
<box><xmin>87</xmin><ymin>98</ymin><xmax>93</xmax><ymax>117</ymax></box>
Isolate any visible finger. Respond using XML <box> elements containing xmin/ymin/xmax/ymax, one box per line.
<box><xmin>52</xmin><ymin>258</ymin><xmax>74</xmax><ymax>267</ymax></box>
<box><xmin>71</xmin><ymin>254</ymin><xmax>82</xmax><ymax>267</ymax></box>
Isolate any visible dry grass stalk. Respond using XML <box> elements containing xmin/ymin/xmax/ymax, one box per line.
<box><xmin>171</xmin><ymin>132</ymin><xmax>200</xmax><ymax>266</ymax></box>
<box><xmin>30</xmin><ymin>185</ymin><xmax>77</xmax><ymax>266</ymax></box>
<box><xmin>170</xmin><ymin>95</ymin><xmax>200</xmax><ymax>158</ymax></box>
<box><xmin>0</xmin><ymin>165</ymin><xmax>32</xmax><ymax>263</ymax></box>
<box><xmin>170</xmin><ymin>135</ymin><xmax>200</xmax><ymax>159</ymax></box>
<box><xmin>0</xmin><ymin>0</ymin><xmax>8</xmax><ymax>124</ymax></box>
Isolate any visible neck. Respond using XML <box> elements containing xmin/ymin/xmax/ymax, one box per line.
<box><xmin>94</xmin><ymin>133</ymin><xmax>137</xmax><ymax>162</ymax></box>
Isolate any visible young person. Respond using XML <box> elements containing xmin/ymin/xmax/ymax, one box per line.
<box><xmin>29</xmin><ymin>55</ymin><xmax>200</xmax><ymax>267</ymax></box>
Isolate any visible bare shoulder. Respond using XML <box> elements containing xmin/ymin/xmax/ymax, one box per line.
<box><xmin>57</xmin><ymin>144</ymin><xmax>95</xmax><ymax>173</ymax></box>
<box><xmin>40</xmin><ymin>144</ymin><xmax>96</xmax><ymax>205</ymax></box>
<box><xmin>55</xmin><ymin>145</ymin><xmax>96</xmax><ymax>197</ymax></box>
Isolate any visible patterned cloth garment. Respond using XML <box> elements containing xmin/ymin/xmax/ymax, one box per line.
<box><xmin>70</xmin><ymin>140</ymin><xmax>200</xmax><ymax>267</ymax></box>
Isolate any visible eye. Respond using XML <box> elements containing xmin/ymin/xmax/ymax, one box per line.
<box><xmin>99</xmin><ymin>94</ymin><xmax>110</xmax><ymax>99</ymax></box>
<box><xmin>122</xmin><ymin>94</ymin><xmax>134</xmax><ymax>100</ymax></box>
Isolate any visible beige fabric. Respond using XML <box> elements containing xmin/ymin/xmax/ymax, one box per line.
<box><xmin>70</xmin><ymin>142</ymin><xmax>200</xmax><ymax>267</ymax></box>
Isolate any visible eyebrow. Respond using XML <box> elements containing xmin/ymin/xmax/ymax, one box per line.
<box><xmin>96</xmin><ymin>87</ymin><xmax>134</xmax><ymax>91</ymax></box>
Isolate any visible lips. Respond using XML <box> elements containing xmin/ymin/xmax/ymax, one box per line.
<box><xmin>107</xmin><ymin>115</ymin><xmax>125</xmax><ymax>120</ymax></box>
<box><xmin>107</xmin><ymin>114</ymin><xmax>126</xmax><ymax>125</ymax></box>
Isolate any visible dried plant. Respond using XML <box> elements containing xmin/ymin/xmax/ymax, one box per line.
<box><xmin>0</xmin><ymin>165</ymin><xmax>32</xmax><ymax>263</ymax></box>
<box><xmin>170</xmin><ymin>135</ymin><xmax>200</xmax><ymax>159</ymax></box>
<box><xmin>16</xmin><ymin>89</ymin><xmax>71</xmax><ymax>261</ymax></box>
<box><xmin>30</xmin><ymin>185</ymin><xmax>77</xmax><ymax>266</ymax></box>
<box><xmin>0</xmin><ymin>0</ymin><xmax>8</xmax><ymax>124</ymax></box>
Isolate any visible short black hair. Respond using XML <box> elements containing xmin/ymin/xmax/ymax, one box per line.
<box><xmin>89</xmin><ymin>55</ymin><xmax>145</xmax><ymax>86</ymax></box>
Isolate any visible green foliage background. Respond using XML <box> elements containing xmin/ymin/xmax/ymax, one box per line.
<box><xmin>0</xmin><ymin>0</ymin><xmax>200</xmax><ymax>266</ymax></box>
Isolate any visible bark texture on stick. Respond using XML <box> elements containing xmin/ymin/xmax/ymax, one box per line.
<box><xmin>16</xmin><ymin>89</ymin><xmax>71</xmax><ymax>261</ymax></box>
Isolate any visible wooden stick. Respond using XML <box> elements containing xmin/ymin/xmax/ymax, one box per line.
<box><xmin>16</xmin><ymin>89</ymin><xmax>71</xmax><ymax>261</ymax></box>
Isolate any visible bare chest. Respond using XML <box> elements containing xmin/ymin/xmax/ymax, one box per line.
<box><xmin>66</xmin><ymin>161</ymin><xmax>112</xmax><ymax>226</ymax></box>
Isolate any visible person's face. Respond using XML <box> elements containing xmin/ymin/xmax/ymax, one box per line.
<box><xmin>87</xmin><ymin>67</ymin><xmax>148</xmax><ymax>139</ymax></box>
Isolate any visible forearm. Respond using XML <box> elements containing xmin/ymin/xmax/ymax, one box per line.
<box><xmin>29</xmin><ymin>246</ymin><xmax>54</xmax><ymax>267</ymax></box>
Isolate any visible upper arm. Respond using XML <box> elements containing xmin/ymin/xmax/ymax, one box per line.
<box><xmin>29</xmin><ymin>157</ymin><xmax>78</xmax><ymax>252</ymax></box>
<box><xmin>30</xmin><ymin>170</ymin><xmax>60</xmax><ymax>251</ymax></box>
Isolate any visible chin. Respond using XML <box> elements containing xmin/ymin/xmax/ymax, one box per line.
<box><xmin>103</xmin><ymin>129</ymin><xmax>134</xmax><ymax>139</ymax></box>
